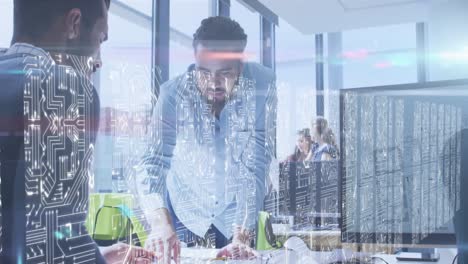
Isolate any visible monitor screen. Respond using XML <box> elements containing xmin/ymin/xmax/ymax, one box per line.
<box><xmin>340</xmin><ymin>79</ymin><xmax>468</xmax><ymax>245</ymax></box>
<box><xmin>271</xmin><ymin>160</ymin><xmax>340</xmax><ymax>229</ymax></box>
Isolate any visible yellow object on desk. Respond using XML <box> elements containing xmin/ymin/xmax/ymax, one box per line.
<box><xmin>86</xmin><ymin>193</ymin><xmax>148</xmax><ymax>247</ymax></box>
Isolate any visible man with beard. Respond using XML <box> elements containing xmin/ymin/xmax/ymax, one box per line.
<box><xmin>0</xmin><ymin>0</ymin><xmax>154</xmax><ymax>262</ymax></box>
<box><xmin>133</xmin><ymin>16</ymin><xmax>277</xmax><ymax>264</ymax></box>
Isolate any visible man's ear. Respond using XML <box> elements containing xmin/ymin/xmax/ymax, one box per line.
<box><xmin>65</xmin><ymin>8</ymin><xmax>82</xmax><ymax>40</ymax></box>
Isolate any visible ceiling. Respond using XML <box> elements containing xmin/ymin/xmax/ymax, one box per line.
<box><xmin>257</xmin><ymin>0</ymin><xmax>447</xmax><ymax>34</ymax></box>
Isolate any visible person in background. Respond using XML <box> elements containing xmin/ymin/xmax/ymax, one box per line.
<box><xmin>286</xmin><ymin>128</ymin><xmax>313</xmax><ymax>162</ymax></box>
<box><xmin>0</xmin><ymin>0</ymin><xmax>154</xmax><ymax>262</ymax></box>
<box><xmin>447</xmin><ymin>129</ymin><xmax>468</xmax><ymax>264</ymax></box>
<box><xmin>132</xmin><ymin>16</ymin><xmax>277</xmax><ymax>263</ymax></box>
<box><xmin>311</xmin><ymin>117</ymin><xmax>339</xmax><ymax>161</ymax></box>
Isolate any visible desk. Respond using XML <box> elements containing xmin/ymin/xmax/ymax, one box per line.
<box><xmin>276</xmin><ymin>228</ymin><xmax>341</xmax><ymax>251</ymax></box>
<box><xmin>276</xmin><ymin>228</ymin><xmax>407</xmax><ymax>254</ymax></box>
<box><xmin>176</xmin><ymin>247</ymin><xmax>457</xmax><ymax>264</ymax></box>
<box><xmin>179</xmin><ymin>248</ymin><xmax>296</xmax><ymax>263</ymax></box>
<box><xmin>373</xmin><ymin>248</ymin><xmax>458</xmax><ymax>264</ymax></box>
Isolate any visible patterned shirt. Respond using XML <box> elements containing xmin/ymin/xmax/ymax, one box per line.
<box><xmin>131</xmin><ymin>63</ymin><xmax>277</xmax><ymax>239</ymax></box>
<box><xmin>0</xmin><ymin>43</ymin><xmax>104</xmax><ymax>263</ymax></box>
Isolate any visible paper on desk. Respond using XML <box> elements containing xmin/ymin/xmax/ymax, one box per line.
<box><xmin>177</xmin><ymin>247</ymin><xmax>301</xmax><ymax>264</ymax></box>
<box><xmin>179</xmin><ymin>248</ymin><xmax>259</xmax><ymax>263</ymax></box>
<box><xmin>283</xmin><ymin>236</ymin><xmax>330</xmax><ymax>264</ymax></box>
<box><xmin>181</xmin><ymin>247</ymin><xmax>219</xmax><ymax>260</ymax></box>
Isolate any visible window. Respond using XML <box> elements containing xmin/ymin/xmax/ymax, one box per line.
<box><xmin>275</xmin><ymin>17</ymin><xmax>316</xmax><ymax>160</ymax></box>
<box><xmin>427</xmin><ymin>1</ymin><xmax>468</xmax><ymax>81</ymax></box>
<box><xmin>100</xmin><ymin>13</ymin><xmax>152</xmax><ymax>107</ymax></box>
<box><xmin>230</xmin><ymin>0</ymin><xmax>261</xmax><ymax>63</ymax></box>
<box><xmin>323</xmin><ymin>34</ymin><xmax>340</xmax><ymax>138</ymax></box>
<box><xmin>341</xmin><ymin>23</ymin><xmax>418</xmax><ymax>88</ymax></box>
<box><xmin>323</xmin><ymin>24</ymin><xmax>418</xmax><ymax>142</ymax></box>
<box><xmin>170</xmin><ymin>0</ymin><xmax>210</xmax><ymax>78</ymax></box>
<box><xmin>95</xmin><ymin>9</ymin><xmax>153</xmax><ymax>193</ymax></box>
<box><xmin>118</xmin><ymin>0</ymin><xmax>152</xmax><ymax>16</ymax></box>
<box><xmin>0</xmin><ymin>0</ymin><xmax>13</xmax><ymax>48</ymax></box>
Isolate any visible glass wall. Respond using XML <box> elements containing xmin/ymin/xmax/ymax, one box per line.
<box><xmin>323</xmin><ymin>23</ymin><xmax>418</xmax><ymax>146</ymax></box>
<box><xmin>119</xmin><ymin>0</ymin><xmax>152</xmax><ymax>16</ymax></box>
<box><xmin>230</xmin><ymin>0</ymin><xmax>261</xmax><ymax>63</ymax></box>
<box><xmin>341</xmin><ymin>23</ymin><xmax>418</xmax><ymax>88</ymax></box>
<box><xmin>0</xmin><ymin>0</ymin><xmax>13</xmax><ymax>48</ymax></box>
<box><xmin>275</xmin><ymin>17</ymin><xmax>316</xmax><ymax>160</ymax></box>
<box><xmin>95</xmin><ymin>8</ymin><xmax>153</xmax><ymax>193</ymax></box>
<box><xmin>170</xmin><ymin>0</ymin><xmax>210</xmax><ymax>77</ymax></box>
<box><xmin>427</xmin><ymin>0</ymin><xmax>468</xmax><ymax>81</ymax></box>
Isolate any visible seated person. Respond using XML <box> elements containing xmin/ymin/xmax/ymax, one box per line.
<box><xmin>450</xmin><ymin>129</ymin><xmax>468</xmax><ymax>264</ymax></box>
<box><xmin>286</xmin><ymin>128</ymin><xmax>313</xmax><ymax>162</ymax></box>
<box><xmin>131</xmin><ymin>16</ymin><xmax>277</xmax><ymax>263</ymax></box>
<box><xmin>311</xmin><ymin>117</ymin><xmax>339</xmax><ymax>161</ymax></box>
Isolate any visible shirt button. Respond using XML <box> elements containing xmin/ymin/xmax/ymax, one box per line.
<box><xmin>211</xmin><ymin>214</ymin><xmax>215</xmax><ymax>218</ymax></box>
<box><xmin>215</xmin><ymin>201</ymin><xmax>219</xmax><ymax>205</ymax></box>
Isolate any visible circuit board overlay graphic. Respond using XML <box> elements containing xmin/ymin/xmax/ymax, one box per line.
<box><xmin>23</xmin><ymin>53</ymin><xmax>100</xmax><ymax>263</ymax></box>
<box><xmin>341</xmin><ymin>89</ymin><xmax>463</xmax><ymax>245</ymax></box>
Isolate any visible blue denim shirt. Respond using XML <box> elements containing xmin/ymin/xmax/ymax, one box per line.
<box><xmin>132</xmin><ymin>62</ymin><xmax>276</xmax><ymax>238</ymax></box>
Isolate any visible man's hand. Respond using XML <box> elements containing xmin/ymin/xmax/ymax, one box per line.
<box><xmin>232</xmin><ymin>226</ymin><xmax>253</xmax><ymax>245</ymax></box>
<box><xmin>101</xmin><ymin>243</ymin><xmax>155</xmax><ymax>264</ymax></box>
<box><xmin>145</xmin><ymin>208</ymin><xmax>181</xmax><ymax>264</ymax></box>
<box><xmin>216</xmin><ymin>243</ymin><xmax>258</xmax><ymax>260</ymax></box>
<box><xmin>217</xmin><ymin>225</ymin><xmax>258</xmax><ymax>260</ymax></box>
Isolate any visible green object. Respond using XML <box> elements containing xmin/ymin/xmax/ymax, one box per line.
<box><xmin>86</xmin><ymin>193</ymin><xmax>148</xmax><ymax>247</ymax></box>
<box><xmin>256</xmin><ymin>211</ymin><xmax>282</xmax><ymax>250</ymax></box>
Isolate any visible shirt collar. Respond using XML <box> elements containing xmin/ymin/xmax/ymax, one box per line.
<box><xmin>6</xmin><ymin>43</ymin><xmax>94</xmax><ymax>79</ymax></box>
<box><xmin>5</xmin><ymin>43</ymin><xmax>51</xmax><ymax>59</ymax></box>
<box><xmin>51</xmin><ymin>53</ymin><xmax>94</xmax><ymax>78</ymax></box>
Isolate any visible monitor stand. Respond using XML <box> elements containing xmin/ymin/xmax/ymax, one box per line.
<box><xmin>395</xmin><ymin>248</ymin><xmax>440</xmax><ymax>262</ymax></box>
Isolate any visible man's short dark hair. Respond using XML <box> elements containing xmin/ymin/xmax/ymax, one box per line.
<box><xmin>193</xmin><ymin>16</ymin><xmax>248</xmax><ymax>52</ymax></box>
<box><xmin>13</xmin><ymin>0</ymin><xmax>111</xmax><ymax>41</ymax></box>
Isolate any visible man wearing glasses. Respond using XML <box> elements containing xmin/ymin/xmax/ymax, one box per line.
<box><xmin>131</xmin><ymin>16</ymin><xmax>277</xmax><ymax>263</ymax></box>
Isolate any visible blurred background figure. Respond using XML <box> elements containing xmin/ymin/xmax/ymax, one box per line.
<box><xmin>311</xmin><ymin>117</ymin><xmax>339</xmax><ymax>161</ymax></box>
<box><xmin>286</xmin><ymin>128</ymin><xmax>313</xmax><ymax>162</ymax></box>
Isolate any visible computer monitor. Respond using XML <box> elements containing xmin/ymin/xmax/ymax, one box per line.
<box><xmin>270</xmin><ymin>160</ymin><xmax>340</xmax><ymax>229</ymax></box>
<box><xmin>340</xmin><ymin>79</ymin><xmax>468</xmax><ymax>247</ymax></box>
